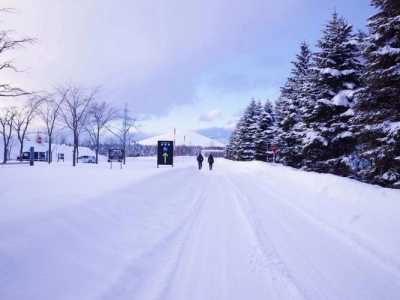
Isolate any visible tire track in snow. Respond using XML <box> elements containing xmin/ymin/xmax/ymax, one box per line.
<box><xmin>224</xmin><ymin>173</ymin><xmax>340</xmax><ymax>299</ymax></box>
<box><xmin>147</xmin><ymin>170</ymin><xmax>307</xmax><ymax>300</ymax></box>
<box><xmin>155</xmin><ymin>186</ymin><xmax>211</xmax><ymax>300</ymax></box>
<box><xmin>98</xmin><ymin>171</ymin><xmax>209</xmax><ymax>300</ymax></box>
<box><xmin>221</xmin><ymin>173</ymin><xmax>312</xmax><ymax>300</ymax></box>
<box><xmin>236</xmin><ymin>169</ymin><xmax>400</xmax><ymax>282</ymax></box>
<box><xmin>225</xmin><ymin>170</ymin><xmax>400</xmax><ymax>299</ymax></box>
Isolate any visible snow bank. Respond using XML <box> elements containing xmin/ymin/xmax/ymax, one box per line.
<box><xmin>228</xmin><ymin>160</ymin><xmax>400</xmax><ymax>264</ymax></box>
<box><xmin>0</xmin><ymin>157</ymin><xmax>158</xmax><ymax>222</ymax></box>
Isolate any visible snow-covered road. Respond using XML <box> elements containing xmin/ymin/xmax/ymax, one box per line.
<box><xmin>1</xmin><ymin>158</ymin><xmax>400</xmax><ymax>300</ymax></box>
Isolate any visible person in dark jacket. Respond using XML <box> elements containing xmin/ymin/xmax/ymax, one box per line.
<box><xmin>197</xmin><ymin>153</ymin><xmax>204</xmax><ymax>170</ymax></box>
<box><xmin>208</xmin><ymin>154</ymin><xmax>214</xmax><ymax>170</ymax></box>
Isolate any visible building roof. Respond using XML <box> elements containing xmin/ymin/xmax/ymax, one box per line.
<box><xmin>138</xmin><ymin>129</ymin><xmax>225</xmax><ymax>148</ymax></box>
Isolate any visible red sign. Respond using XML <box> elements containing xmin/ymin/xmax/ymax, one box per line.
<box><xmin>36</xmin><ymin>135</ymin><xmax>43</xmax><ymax>144</ymax></box>
<box><xmin>272</xmin><ymin>145</ymin><xmax>278</xmax><ymax>155</ymax></box>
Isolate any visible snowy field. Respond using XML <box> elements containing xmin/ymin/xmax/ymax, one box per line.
<box><xmin>1</xmin><ymin>157</ymin><xmax>400</xmax><ymax>300</ymax></box>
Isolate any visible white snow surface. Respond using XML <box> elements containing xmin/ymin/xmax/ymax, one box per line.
<box><xmin>320</xmin><ymin>68</ymin><xmax>356</xmax><ymax>78</ymax></box>
<box><xmin>303</xmin><ymin>130</ymin><xmax>328</xmax><ymax>147</ymax></box>
<box><xmin>332</xmin><ymin>90</ymin><xmax>355</xmax><ymax>107</ymax></box>
<box><xmin>321</xmin><ymin>68</ymin><xmax>342</xmax><ymax>77</ymax></box>
<box><xmin>1</xmin><ymin>157</ymin><xmax>400</xmax><ymax>300</ymax></box>
<box><xmin>138</xmin><ymin>129</ymin><xmax>225</xmax><ymax>147</ymax></box>
<box><xmin>375</xmin><ymin>46</ymin><xmax>400</xmax><ymax>56</ymax></box>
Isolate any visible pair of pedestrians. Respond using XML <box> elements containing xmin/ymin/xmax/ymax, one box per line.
<box><xmin>197</xmin><ymin>153</ymin><xmax>214</xmax><ymax>170</ymax></box>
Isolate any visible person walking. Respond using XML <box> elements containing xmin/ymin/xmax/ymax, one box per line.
<box><xmin>208</xmin><ymin>154</ymin><xmax>214</xmax><ymax>170</ymax></box>
<box><xmin>197</xmin><ymin>152</ymin><xmax>204</xmax><ymax>170</ymax></box>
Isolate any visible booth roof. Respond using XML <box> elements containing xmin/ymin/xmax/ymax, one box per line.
<box><xmin>138</xmin><ymin>130</ymin><xmax>225</xmax><ymax>148</ymax></box>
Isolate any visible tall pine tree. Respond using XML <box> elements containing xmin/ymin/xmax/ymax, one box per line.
<box><xmin>301</xmin><ymin>12</ymin><xmax>363</xmax><ymax>174</ymax></box>
<box><xmin>235</xmin><ymin>100</ymin><xmax>260</xmax><ymax>161</ymax></box>
<box><xmin>276</xmin><ymin>42</ymin><xmax>314</xmax><ymax>167</ymax></box>
<box><xmin>255</xmin><ymin>100</ymin><xmax>276</xmax><ymax>161</ymax></box>
<box><xmin>226</xmin><ymin>100</ymin><xmax>260</xmax><ymax>161</ymax></box>
<box><xmin>352</xmin><ymin>0</ymin><xmax>400</xmax><ymax>187</ymax></box>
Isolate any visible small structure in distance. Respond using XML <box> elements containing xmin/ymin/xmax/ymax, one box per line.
<box><xmin>108</xmin><ymin>148</ymin><xmax>124</xmax><ymax>169</ymax></box>
<box><xmin>137</xmin><ymin>129</ymin><xmax>225</xmax><ymax>157</ymax></box>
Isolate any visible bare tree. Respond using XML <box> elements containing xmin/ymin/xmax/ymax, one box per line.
<box><xmin>60</xmin><ymin>86</ymin><xmax>97</xmax><ymax>166</ymax></box>
<box><xmin>0</xmin><ymin>106</ymin><xmax>17</xmax><ymax>163</ymax></box>
<box><xmin>86</xmin><ymin>101</ymin><xmax>117</xmax><ymax>164</ymax></box>
<box><xmin>39</xmin><ymin>93</ymin><xmax>64</xmax><ymax>163</ymax></box>
<box><xmin>107</xmin><ymin>104</ymin><xmax>136</xmax><ymax>164</ymax></box>
<box><xmin>0</xmin><ymin>9</ymin><xmax>34</xmax><ymax>97</ymax></box>
<box><xmin>13</xmin><ymin>97</ymin><xmax>42</xmax><ymax>160</ymax></box>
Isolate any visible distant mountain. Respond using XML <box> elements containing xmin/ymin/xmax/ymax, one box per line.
<box><xmin>196</xmin><ymin>127</ymin><xmax>232</xmax><ymax>144</ymax></box>
<box><xmin>138</xmin><ymin>129</ymin><xmax>225</xmax><ymax>147</ymax></box>
<box><xmin>132</xmin><ymin>131</ymin><xmax>153</xmax><ymax>142</ymax></box>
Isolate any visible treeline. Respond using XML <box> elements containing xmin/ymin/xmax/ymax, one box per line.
<box><xmin>0</xmin><ymin>10</ymin><xmax>136</xmax><ymax>166</ymax></box>
<box><xmin>227</xmin><ymin>0</ymin><xmax>400</xmax><ymax>189</ymax></box>
<box><xmin>0</xmin><ymin>88</ymin><xmax>136</xmax><ymax>166</ymax></box>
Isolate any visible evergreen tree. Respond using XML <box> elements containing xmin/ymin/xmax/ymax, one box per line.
<box><xmin>225</xmin><ymin>100</ymin><xmax>260</xmax><ymax>161</ymax></box>
<box><xmin>255</xmin><ymin>100</ymin><xmax>276</xmax><ymax>161</ymax></box>
<box><xmin>352</xmin><ymin>0</ymin><xmax>400</xmax><ymax>187</ymax></box>
<box><xmin>276</xmin><ymin>42</ymin><xmax>314</xmax><ymax>167</ymax></box>
<box><xmin>236</xmin><ymin>99</ymin><xmax>260</xmax><ymax>161</ymax></box>
<box><xmin>301</xmin><ymin>12</ymin><xmax>363</xmax><ymax>174</ymax></box>
<box><xmin>225</xmin><ymin>133</ymin><xmax>235</xmax><ymax>159</ymax></box>
<box><xmin>226</xmin><ymin>123</ymin><xmax>241</xmax><ymax>160</ymax></box>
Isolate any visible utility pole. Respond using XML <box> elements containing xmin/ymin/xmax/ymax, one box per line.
<box><xmin>122</xmin><ymin>104</ymin><xmax>128</xmax><ymax>165</ymax></box>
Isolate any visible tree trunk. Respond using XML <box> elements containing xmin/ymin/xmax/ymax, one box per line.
<box><xmin>123</xmin><ymin>134</ymin><xmax>126</xmax><ymax>165</ymax></box>
<box><xmin>19</xmin><ymin>140</ymin><xmax>24</xmax><ymax>162</ymax></box>
<box><xmin>73</xmin><ymin>145</ymin><xmax>76</xmax><ymax>166</ymax></box>
<box><xmin>3</xmin><ymin>146</ymin><xmax>7</xmax><ymax>164</ymax></box>
<box><xmin>2</xmin><ymin>133</ymin><xmax>7</xmax><ymax>163</ymax></box>
<box><xmin>48</xmin><ymin>136</ymin><xmax>52</xmax><ymax>163</ymax></box>
<box><xmin>95</xmin><ymin>128</ymin><xmax>100</xmax><ymax>164</ymax></box>
<box><xmin>123</xmin><ymin>144</ymin><xmax>126</xmax><ymax>165</ymax></box>
<box><xmin>73</xmin><ymin>133</ymin><xmax>78</xmax><ymax>167</ymax></box>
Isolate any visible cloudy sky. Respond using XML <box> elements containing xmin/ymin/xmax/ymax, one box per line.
<box><xmin>1</xmin><ymin>0</ymin><xmax>374</xmax><ymax>135</ymax></box>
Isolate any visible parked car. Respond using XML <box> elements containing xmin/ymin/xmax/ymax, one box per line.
<box><xmin>78</xmin><ymin>155</ymin><xmax>96</xmax><ymax>163</ymax></box>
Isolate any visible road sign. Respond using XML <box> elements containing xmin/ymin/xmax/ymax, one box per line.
<box><xmin>29</xmin><ymin>147</ymin><xmax>34</xmax><ymax>166</ymax></box>
<box><xmin>271</xmin><ymin>145</ymin><xmax>279</xmax><ymax>163</ymax></box>
<box><xmin>57</xmin><ymin>153</ymin><xmax>64</xmax><ymax>162</ymax></box>
<box><xmin>272</xmin><ymin>145</ymin><xmax>278</xmax><ymax>155</ymax></box>
<box><xmin>108</xmin><ymin>149</ymin><xmax>124</xmax><ymax>162</ymax></box>
<box><xmin>157</xmin><ymin>140</ymin><xmax>173</xmax><ymax>167</ymax></box>
<box><xmin>108</xmin><ymin>148</ymin><xmax>124</xmax><ymax>169</ymax></box>
<box><xmin>36</xmin><ymin>135</ymin><xmax>42</xmax><ymax>144</ymax></box>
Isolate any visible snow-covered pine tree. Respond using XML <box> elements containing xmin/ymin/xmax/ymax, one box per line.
<box><xmin>301</xmin><ymin>12</ymin><xmax>363</xmax><ymax>175</ymax></box>
<box><xmin>235</xmin><ymin>99</ymin><xmax>260</xmax><ymax>161</ymax></box>
<box><xmin>276</xmin><ymin>42</ymin><xmax>314</xmax><ymax>167</ymax></box>
<box><xmin>255</xmin><ymin>100</ymin><xmax>276</xmax><ymax>161</ymax></box>
<box><xmin>225</xmin><ymin>123</ymin><xmax>241</xmax><ymax>160</ymax></box>
<box><xmin>225</xmin><ymin>132</ymin><xmax>235</xmax><ymax>159</ymax></box>
<box><xmin>352</xmin><ymin>0</ymin><xmax>400</xmax><ymax>188</ymax></box>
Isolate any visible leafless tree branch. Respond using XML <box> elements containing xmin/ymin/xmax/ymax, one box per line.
<box><xmin>0</xmin><ymin>9</ymin><xmax>35</xmax><ymax>97</ymax></box>
<box><xmin>0</xmin><ymin>106</ymin><xmax>17</xmax><ymax>163</ymax></box>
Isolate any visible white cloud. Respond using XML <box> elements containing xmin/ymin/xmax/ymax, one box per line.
<box><xmin>0</xmin><ymin>0</ymin><xmax>299</xmax><ymax>115</ymax></box>
<box><xmin>199</xmin><ymin>109</ymin><xmax>222</xmax><ymax>122</ymax></box>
